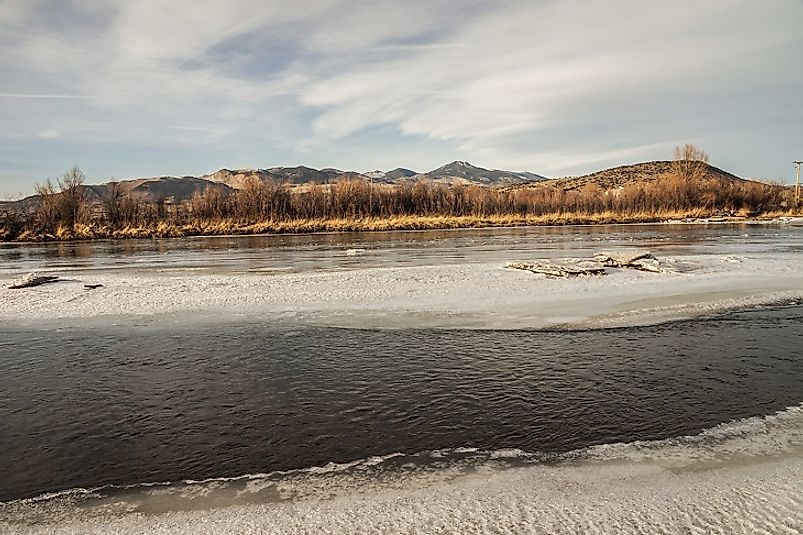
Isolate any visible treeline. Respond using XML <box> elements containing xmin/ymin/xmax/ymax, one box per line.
<box><xmin>186</xmin><ymin>173</ymin><xmax>790</xmax><ymax>221</ymax></box>
<box><xmin>0</xmin><ymin>152</ymin><xmax>797</xmax><ymax>241</ymax></box>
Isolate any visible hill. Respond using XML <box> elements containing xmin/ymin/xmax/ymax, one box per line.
<box><xmin>411</xmin><ymin>161</ymin><xmax>547</xmax><ymax>186</ymax></box>
<box><xmin>1</xmin><ymin>177</ymin><xmax>231</xmax><ymax>214</ymax></box>
<box><xmin>201</xmin><ymin>167</ymin><xmax>345</xmax><ymax>189</ymax></box>
<box><xmin>109</xmin><ymin>176</ymin><xmax>232</xmax><ymax>203</ymax></box>
<box><xmin>384</xmin><ymin>167</ymin><xmax>418</xmax><ymax>180</ymax></box>
<box><xmin>526</xmin><ymin>161</ymin><xmax>745</xmax><ymax>192</ymax></box>
<box><xmin>365</xmin><ymin>168</ymin><xmax>419</xmax><ymax>183</ymax></box>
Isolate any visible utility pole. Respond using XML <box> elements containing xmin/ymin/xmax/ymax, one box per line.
<box><xmin>795</xmin><ymin>161</ymin><xmax>801</xmax><ymax>206</ymax></box>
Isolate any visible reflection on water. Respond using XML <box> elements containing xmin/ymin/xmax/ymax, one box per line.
<box><xmin>1</xmin><ymin>222</ymin><xmax>802</xmax><ymax>276</ymax></box>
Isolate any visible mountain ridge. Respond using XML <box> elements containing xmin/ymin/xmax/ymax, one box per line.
<box><xmin>198</xmin><ymin>161</ymin><xmax>546</xmax><ymax>189</ymax></box>
<box><xmin>1</xmin><ymin>160</ymin><xmax>763</xmax><ymax>213</ymax></box>
<box><xmin>0</xmin><ymin>160</ymin><xmax>546</xmax><ymax>210</ymax></box>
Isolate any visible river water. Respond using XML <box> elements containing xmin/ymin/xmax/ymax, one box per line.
<box><xmin>1</xmin><ymin>221</ymin><xmax>801</xmax><ymax>276</ymax></box>
<box><xmin>1</xmin><ymin>223</ymin><xmax>802</xmax><ymax>533</ymax></box>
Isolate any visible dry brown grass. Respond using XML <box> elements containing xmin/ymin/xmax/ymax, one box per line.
<box><xmin>6</xmin><ymin>208</ymin><xmax>801</xmax><ymax>242</ymax></box>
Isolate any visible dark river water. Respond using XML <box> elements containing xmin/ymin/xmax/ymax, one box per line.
<box><xmin>1</xmin><ymin>304</ymin><xmax>802</xmax><ymax>502</ymax></box>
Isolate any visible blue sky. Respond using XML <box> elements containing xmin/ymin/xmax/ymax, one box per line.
<box><xmin>1</xmin><ymin>0</ymin><xmax>802</xmax><ymax>198</ymax></box>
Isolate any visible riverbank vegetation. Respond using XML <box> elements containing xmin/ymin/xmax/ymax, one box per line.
<box><xmin>1</xmin><ymin>147</ymin><xmax>798</xmax><ymax>242</ymax></box>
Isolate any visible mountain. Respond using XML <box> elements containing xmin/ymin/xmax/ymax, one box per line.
<box><xmin>0</xmin><ymin>161</ymin><xmax>548</xmax><ymax>211</ymax></box>
<box><xmin>201</xmin><ymin>169</ymin><xmax>274</xmax><ymax>189</ymax></box>
<box><xmin>414</xmin><ymin>161</ymin><xmax>547</xmax><ymax>186</ymax></box>
<box><xmin>269</xmin><ymin>166</ymin><xmax>344</xmax><ymax>184</ymax></box>
<box><xmin>200</xmin><ymin>162</ymin><xmax>545</xmax><ymax>189</ymax></box>
<box><xmin>384</xmin><ymin>168</ymin><xmax>418</xmax><ymax>180</ymax></box>
<box><xmin>362</xmin><ymin>168</ymin><xmax>418</xmax><ymax>184</ymax></box>
<box><xmin>1</xmin><ymin>177</ymin><xmax>231</xmax><ymax>214</ymax></box>
<box><xmin>0</xmin><ymin>196</ymin><xmax>41</xmax><ymax>214</ymax></box>
<box><xmin>202</xmin><ymin>167</ymin><xmax>346</xmax><ymax>188</ymax></box>
<box><xmin>522</xmin><ymin>161</ymin><xmax>746</xmax><ymax>191</ymax></box>
<box><xmin>110</xmin><ymin>176</ymin><xmax>232</xmax><ymax>203</ymax></box>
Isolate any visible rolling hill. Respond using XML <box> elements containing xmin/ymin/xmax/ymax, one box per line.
<box><xmin>520</xmin><ymin>161</ymin><xmax>746</xmax><ymax>192</ymax></box>
<box><xmin>1</xmin><ymin>177</ymin><xmax>231</xmax><ymax>214</ymax></box>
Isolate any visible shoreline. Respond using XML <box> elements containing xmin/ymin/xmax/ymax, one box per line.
<box><xmin>3</xmin><ymin>403</ymin><xmax>801</xmax><ymax>533</ymax></box>
<box><xmin>3</xmin><ymin>212</ymin><xmax>801</xmax><ymax>244</ymax></box>
<box><xmin>4</xmin><ymin>402</ymin><xmax>801</xmax><ymax>503</ymax></box>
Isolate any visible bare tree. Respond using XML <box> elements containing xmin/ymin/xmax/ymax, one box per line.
<box><xmin>35</xmin><ymin>179</ymin><xmax>59</xmax><ymax>231</ymax></box>
<box><xmin>236</xmin><ymin>175</ymin><xmax>267</xmax><ymax>220</ymax></box>
<box><xmin>102</xmin><ymin>181</ymin><xmax>124</xmax><ymax>226</ymax></box>
<box><xmin>57</xmin><ymin>166</ymin><xmax>88</xmax><ymax>229</ymax></box>
<box><xmin>672</xmin><ymin>144</ymin><xmax>709</xmax><ymax>182</ymax></box>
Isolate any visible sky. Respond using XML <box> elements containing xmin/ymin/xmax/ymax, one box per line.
<box><xmin>1</xmin><ymin>0</ymin><xmax>802</xmax><ymax>198</ymax></box>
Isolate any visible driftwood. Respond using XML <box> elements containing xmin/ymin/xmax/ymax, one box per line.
<box><xmin>507</xmin><ymin>262</ymin><xmax>606</xmax><ymax>278</ymax></box>
<box><xmin>592</xmin><ymin>251</ymin><xmax>653</xmax><ymax>266</ymax></box>
<box><xmin>84</xmin><ymin>284</ymin><xmax>104</xmax><ymax>290</ymax></box>
<box><xmin>508</xmin><ymin>250</ymin><xmax>666</xmax><ymax>278</ymax></box>
<box><xmin>6</xmin><ymin>273</ymin><xmax>59</xmax><ymax>289</ymax></box>
<box><xmin>592</xmin><ymin>251</ymin><xmax>663</xmax><ymax>273</ymax></box>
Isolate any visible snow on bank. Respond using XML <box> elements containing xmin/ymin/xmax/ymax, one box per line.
<box><xmin>4</xmin><ymin>404</ymin><xmax>802</xmax><ymax>534</ymax></box>
<box><xmin>8</xmin><ymin>459</ymin><xmax>802</xmax><ymax>534</ymax></box>
<box><xmin>1</xmin><ymin>252</ymin><xmax>802</xmax><ymax>329</ymax></box>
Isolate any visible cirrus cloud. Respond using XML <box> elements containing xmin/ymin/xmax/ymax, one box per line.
<box><xmin>0</xmin><ymin>0</ymin><xmax>801</xmax><ymax>197</ymax></box>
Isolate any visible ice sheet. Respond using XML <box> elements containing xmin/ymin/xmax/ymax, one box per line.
<box><xmin>2</xmin><ymin>251</ymin><xmax>802</xmax><ymax>329</ymax></box>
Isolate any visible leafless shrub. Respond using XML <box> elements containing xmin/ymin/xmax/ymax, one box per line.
<box><xmin>34</xmin><ymin>179</ymin><xmax>60</xmax><ymax>231</ymax></box>
<box><xmin>672</xmin><ymin>144</ymin><xmax>709</xmax><ymax>182</ymax></box>
<box><xmin>102</xmin><ymin>181</ymin><xmax>124</xmax><ymax>226</ymax></box>
<box><xmin>56</xmin><ymin>166</ymin><xmax>88</xmax><ymax>229</ymax></box>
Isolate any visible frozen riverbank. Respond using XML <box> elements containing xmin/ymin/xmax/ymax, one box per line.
<box><xmin>4</xmin><ymin>404</ymin><xmax>801</xmax><ymax>534</ymax></box>
<box><xmin>1</xmin><ymin>250</ymin><xmax>802</xmax><ymax>329</ymax></box>
<box><xmin>2</xmin><ymin>225</ymin><xmax>802</xmax><ymax>534</ymax></box>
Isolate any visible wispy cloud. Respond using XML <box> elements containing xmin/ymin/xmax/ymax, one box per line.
<box><xmin>0</xmin><ymin>0</ymin><xmax>801</xmax><ymax>197</ymax></box>
<box><xmin>0</xmin><ymin>93</ymin><xmax>91</xmax><ymax>99</ymax></box>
